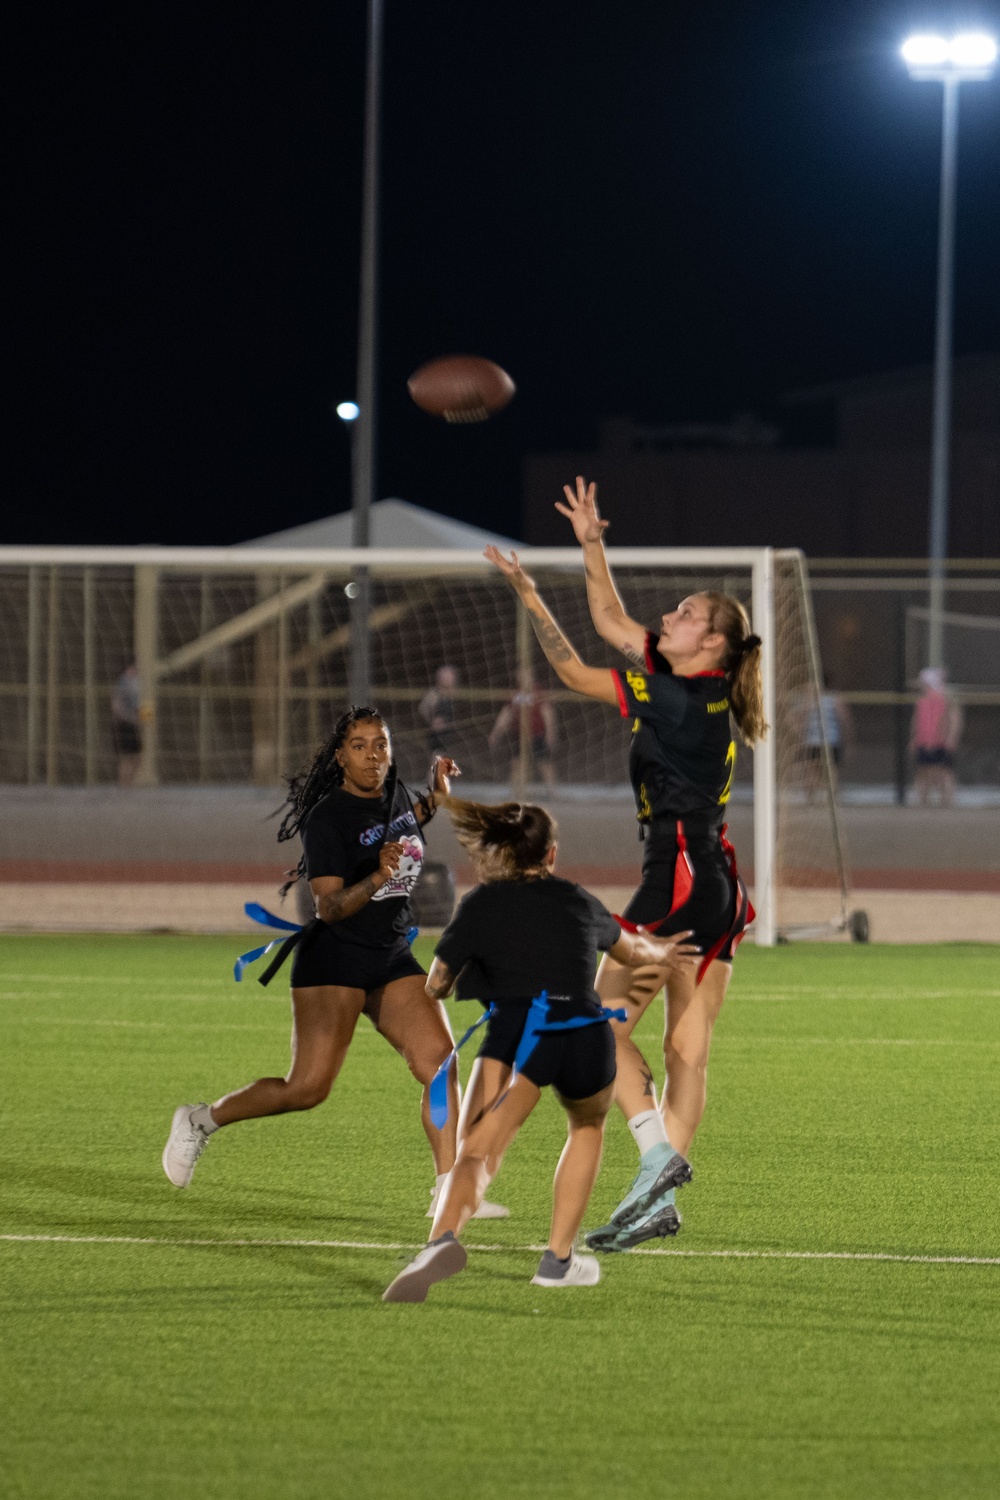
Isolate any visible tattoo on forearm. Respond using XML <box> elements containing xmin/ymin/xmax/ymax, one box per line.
<box><xmin>527</xmin><ymin>607</ymin><xmax>572</xmax><ymax>663</ymax></box>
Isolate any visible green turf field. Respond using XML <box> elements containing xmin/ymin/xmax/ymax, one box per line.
<box><xmin>1</xmin><ymin>935</ymin><xmax>998</xmax><ymax>1500</ymax></box>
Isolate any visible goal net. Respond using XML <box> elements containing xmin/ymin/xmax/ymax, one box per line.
<box><xmin>0</xmin><ymin>545</ymin><xmax>849</xmax><ymax>943</ymax></box>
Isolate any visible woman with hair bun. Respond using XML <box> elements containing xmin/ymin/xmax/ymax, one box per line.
<box><xmin>382</xmin><ymin>798</ymin><xmax>698</xmax><ymax>1303</ymax></box>
<box><xmin>484</xmin><ymin>476</ymin><xmax>768</xmax><ymax>1252</ymax></box>
<box><xmin>162</xmin><ymin>706</ymin><xmax>505</xmax><ymax>1219</ymax></box>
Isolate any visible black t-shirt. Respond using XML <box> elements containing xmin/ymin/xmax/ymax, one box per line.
<box><xmin>611</xmin><ymin>631</ymin><xmax>736</xmax><ymax>836</ymax></box>
<box><xmin>301</xmin><ymin>782</ymin><xmax>425</xmax><ymax>947</ymax></box>
<box><xmin>435</xmin><ymin>875</ymin><xmax>621</xmax><ymax>1004</ymax></box>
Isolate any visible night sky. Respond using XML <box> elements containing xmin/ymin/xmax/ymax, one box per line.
<box><xmin>7</xmin><ymin>1</ymin><xmax>1000</xmax><ymax>546</ymax></box>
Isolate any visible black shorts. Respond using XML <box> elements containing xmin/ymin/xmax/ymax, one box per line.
<box><xmin>915</xmin><ymin>747</ymin><xmax>953</xmax><ymax>768</ymax></box>
<box><xmin>477</xmin><ymin>1000</ymin><xmax>616</xmax><ymax>1099</ymax></box>
<box><xmin>621</xmin><ymin>823</ymin><xmax>749</xmax><ymax>968</ymax></box>
<box><xmin>290</xmin><ymin>928</ymin><xmax>424</xmax><ymax>993</ymax></box>
<box><xmin>112</xmin><ymin>721</ymin><xmax>142</xmax><ymax>756</ymax></box>
<box><xmin>803</xmin><ymin>745</ymin><xmax>841</xmax><ymax>765</ymax></box>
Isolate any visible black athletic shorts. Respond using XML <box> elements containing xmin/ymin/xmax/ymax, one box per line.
<box><xmin>915</xmin><ymin>747</ymin><xmax>953</xmax><ymax>768</ymax></box>
<box><xmin>620</xmin><ymin>821</ymin><xmax>749</xmax><ymax>968</ymax></box>
<box><xmin>290</xmin><ymin>928</ymin><xmax>424</xmax><ymax>993</ymax></box>
<box><xmin>477</xmin><ymin>999</ymin><xmax>616</xmax><ymax>1100</ymax></box>
<box><xmin>112</xmin><ymin>720</ymin><xmax>142</xmax><ymax>756</ymax></box>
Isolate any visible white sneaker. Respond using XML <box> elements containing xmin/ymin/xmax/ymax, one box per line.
<box><xmin>382</xmin><ymin>1237</ymin><xmax>468</xmax><ymax>1303</ymax></box>
<box><xmin>427</xmin><ymin>1183</ymin><xmax>510</xmax><ymax>1220</ymax></box>
<box><xmin>162</xmin><ymin>1104</ymin><xmax>211</xmax><ymax>1187</ymax></box>
<box><xmin>531</xmin><ymin>1251</ymin><xmax>601</xmax><ymax>1288</ymax></box>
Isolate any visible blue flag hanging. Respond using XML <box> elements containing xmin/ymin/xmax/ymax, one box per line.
<box><xmin>233</xmin><ymin>904</ymin><xmax>302</xmax><ymax>982</ymax></box>
<box><xmin>233</xmin><ymin>905</ymin><xmax>420</xmax><ymax>984</ymax></box>
<box><xmin>427</xmin><ymin>993</ymin><xmax>630</xmax><ymax>1129</ymax></box>
<box><xmin>428</xmin><ymin>1006</ymin><xmax>495</xmax><ymax>1128</ymax></box>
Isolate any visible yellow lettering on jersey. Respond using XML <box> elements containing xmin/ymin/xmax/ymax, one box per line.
<box><xmin>631</xmin><ymin>717</ymin><xmax>641</xmax><ymax>734</ymax></box>
<box><xmin>626</xmin><ymin>671</ymin><xmax>650</xmax><ymax>703</ymax></box>
<box><xmin>719</xmin><ymin>740</ymin><xmax>736</xmax><ymax>805</ymax></box>
<box><xmin>707</xmin><ymin>697</ymin><xmax>730</xmax><ymax>714</ymax></box>
<box><xmin>638</xmin><ymin>782</ymin><xmax>652</xmax><ymax>820</ymax></box>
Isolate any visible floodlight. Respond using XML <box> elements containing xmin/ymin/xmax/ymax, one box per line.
<box><xmin>901</xmin><ymin>34</ymin><xmax>949</xmax><ymax>67</ymax></box>
<box><xmin>336</xmin><ymin>401</ymin><xmax>361</xmax><ymax>422</ymax></box>
<box><xmin>949</xmin><ymin>32</ymin><xmax>998</xmax><ymax>68</ymax></box>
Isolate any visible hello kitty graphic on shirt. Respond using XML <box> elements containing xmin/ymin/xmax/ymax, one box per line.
<box><xmin>370</xmin><ymin>834</ymin><xmax>424</xmax><ymax>902</ymax></box>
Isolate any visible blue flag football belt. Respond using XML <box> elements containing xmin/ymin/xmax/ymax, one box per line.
<box><xmin>428</xmin><ymin>990</ymin><xmax>628</xmax><ymax>1128</ymax></box>
<box><xmin>234</xmin><ymin>903</ymin><xmax>418</xmax><ymax>986</ymax></box>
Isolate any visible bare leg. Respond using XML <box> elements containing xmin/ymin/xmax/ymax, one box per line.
<box><xmin>367</xmin><ymin>974</ymin><xmax>458</xmax><ymax>1174</ymax></box>
<box><xmin>595</xmin><ymin>952</ymin><xmax>667</xmax><ymax>1117</ymax></box>
<box><xmin>457</xmin><ymin>1055</ymin><xmax>511</xmax><ymax>1169</ymax></box>
<box><xmin>661</xmin><ymin>959</ymin><xmax>732</xmax><ymax>1157</ymax></box>
<box><xmin>211</xmin><ymin>985</ymin><xmax>366</xmax><ymax>1125</ymax></box>
<box><xmin>548</xmin><ymin>1085</ymin><xmax>615</xmax><ymax>1257</ymax></box>
<box><xmin>431</xmin><ymin>1075</ymin><xmax>540</xmax><ymax>1239</ymax></box>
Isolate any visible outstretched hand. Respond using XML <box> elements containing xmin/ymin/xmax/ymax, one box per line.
<box><xmin>555</xmin><ymin>475</ymin><xmax>609</xmax><ymax>546</ymax></box>
<box><xmin>430</xmin><ymin>755</ymin><xmax>460</xmax><ymax>796</ymax></box>
<box><xmin>483</xmin><ymin>544</ymin><xmax>535</xmax><ymax>595</ymax></box>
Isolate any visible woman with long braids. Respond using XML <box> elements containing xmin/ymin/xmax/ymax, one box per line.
<box><xmin>162</xmin><ymin>706</ymin><xmax>506</xmax><ymax>1218</ymax></box>
<box><xmin>485</xmin><ymin>479</ymin><xmax>767</xmax><ymax>1251</ymax></box>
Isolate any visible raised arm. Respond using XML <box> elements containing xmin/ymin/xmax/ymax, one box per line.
<box><xmin>555</xmin><ymin>476</ymin><xmax>648</xmax><ymax>665</ymax></box>
<box><xmin>484</xmin><ymin>547</ymin><xmax>618</xmax><ymax>707</ymax></box>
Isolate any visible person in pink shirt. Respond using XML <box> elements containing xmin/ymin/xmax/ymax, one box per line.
<box><xmin>910</xmin><ymin>668</ymin><xmax>963</xmax><ymax>808</ymax></box>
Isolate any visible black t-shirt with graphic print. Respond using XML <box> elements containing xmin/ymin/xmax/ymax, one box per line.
<box><xmin>611</xmin><ymin>631</ymin><xmax>735</xmax><ymax>836</ymax></box>
<box><xmin>435</xmin><ymin>875</ymin><xmax>621</xmax><ymax>1004</ymax></box>
<box><xmin>301</xmin><ymin>783</ymin><xmax>425</xmax><ymax>947</ymax></box>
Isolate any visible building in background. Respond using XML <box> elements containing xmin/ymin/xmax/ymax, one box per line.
<box><xmin>522</xmin><ymin>355</ymin><xmax>999</xmax><ymax>559</ymax></box>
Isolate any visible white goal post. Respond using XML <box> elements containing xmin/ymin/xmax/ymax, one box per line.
<box><xmin>0</xmin><ymin>543</ymin><xmax>852</xmax><ymax>946</ymax></box>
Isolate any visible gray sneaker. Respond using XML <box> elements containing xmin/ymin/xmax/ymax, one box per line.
<box><xmin>162</xmin><ymin>1104</ymin><xmax>211</xmax><ymax>1188</ymax></box>
<box><xmin>382</xmin><ymin>1235</ymin><xmax>468</xmax><ymax>1303</ymax></box>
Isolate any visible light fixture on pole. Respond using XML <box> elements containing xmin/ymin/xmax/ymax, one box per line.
<box><xmin>900</xmin><ymin>31</ymin><xmax>997</xmax><ymax>671</ymax></box>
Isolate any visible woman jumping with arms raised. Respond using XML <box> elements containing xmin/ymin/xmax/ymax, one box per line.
<box><xmin>485</xmin><ymin>479</ymin><xmax>766</xmax><ymax>1250</ymax></box>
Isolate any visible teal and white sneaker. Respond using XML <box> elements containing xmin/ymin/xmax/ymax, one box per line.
<box><xmin>584</xmin><ymin>1143</ymin><xmax>691</xmax><ymax>1251</ymax></box>
<box><xmin>612</xmin><ymin>1198</ymin><xmax>681</xmax><ymax>1249</ymax></box>
<box><xmin>608</xmin><ymin>1144</ymin><xmax>692</xmax><ymax>1229</ymax></box>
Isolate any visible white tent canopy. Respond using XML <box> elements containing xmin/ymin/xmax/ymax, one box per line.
<box><xmin>237</xmin><ymin>497</ymin><xmax>518</xmax><ymax>551</ymax></box>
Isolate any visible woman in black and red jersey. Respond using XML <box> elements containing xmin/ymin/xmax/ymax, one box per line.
<box><xmin>485</xmin><ymin>479</ymin><xmax>766</xmax><ymax>1250</ymax></box>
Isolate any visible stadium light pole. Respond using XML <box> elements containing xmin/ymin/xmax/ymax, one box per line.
<box><xmin>349</xmin><ymin>0</ymin><xmax>384</xmax><ymax>707</ymax></box>
<box><xmin>900</xmin><ymin>32</ymin><xmax>997</xmax><ymax>671</ymax></box>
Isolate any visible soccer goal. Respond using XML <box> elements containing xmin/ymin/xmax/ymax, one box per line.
<box><xmin>0</xmin><ymin>544</ymin><xmax>852</xmax><ymax>945</ymax></box>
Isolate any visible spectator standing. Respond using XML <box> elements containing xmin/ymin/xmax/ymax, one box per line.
<box><xmin>801</xmin><ymin>674</ymin><xmax>853</xmax><ymax>801</ymax></box>
<box><xmin>111</xmin><ymin>662</ymin><xmax>143</xmax><ymax>787</ymax></box>
<box><xmin>418</xmin><ymin>665</ymin><xmax>459</xmax><ymax>757</ymax></box>
<box><xmin>910</xmin><ymin>668</ymin><xmax>963</xmax><ymax>808</ymax></box>
<box><xmin>488</xmin><ymin>666</ymin><xmax>557</xmax><ymax>788</ymax></box>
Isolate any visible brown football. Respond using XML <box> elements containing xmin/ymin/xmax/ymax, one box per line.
<box><xmin>407</xmin><ymin>355</ymin><xmax>516</xmax><ymax>423</ymax></box>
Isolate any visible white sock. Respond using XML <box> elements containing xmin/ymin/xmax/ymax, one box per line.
<box><xmin>628</xmin><ymin>1109</ymin><xmax>669</xmax><ymax>1158</ymax></box>
<box><xmin>434</xmin><ymin>1172</ymin><xmax>448</xmax><ymax>1191</ymax></box>
<box><xmin>191</xmin><ymin>1104</ymin><xmax>219</xmax><ymax>1135</ymax></box>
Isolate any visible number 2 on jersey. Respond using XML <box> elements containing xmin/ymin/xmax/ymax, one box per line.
<box><xmin>719</xmin><ymin>740</ymin><xmax>736</xmax><ymax>805</ymax></box>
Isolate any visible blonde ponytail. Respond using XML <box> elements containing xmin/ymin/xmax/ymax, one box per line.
<box><xmin>698</xmin><ymin>592</ymin><xmax>769</xmax><ymax>747</ymax></box>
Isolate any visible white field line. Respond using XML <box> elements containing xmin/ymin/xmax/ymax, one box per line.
<box><xmin>0</xmin><ymin>1232</ymin><xmax>996</xmax><ymax>1268</ymax></box>
<box><xmin>2</xmin><ymin>1014</ymin><xmax>998</xmax><ymax>1047</ymax></box>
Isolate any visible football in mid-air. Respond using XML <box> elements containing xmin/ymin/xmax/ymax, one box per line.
<box><xmin>407</xmin><ymin>355</ymin><xmax>516</xmax><ymax>423</ymax></box>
